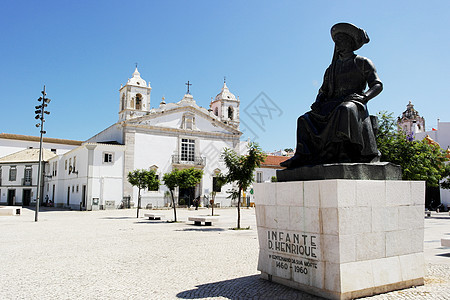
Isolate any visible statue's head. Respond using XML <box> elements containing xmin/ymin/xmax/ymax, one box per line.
<box><xmin>334</xmin><ymin>33</ymin><xmax>356</xmax><ymax>54</ymax></box>
<box><xmin>331</xmin><ymin>23</ymin><xmax>369</xmax><ymax>51</ymax></box>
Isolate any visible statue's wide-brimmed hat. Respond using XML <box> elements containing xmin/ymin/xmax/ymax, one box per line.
<box><xmin>331</xmin><ymin>23</ymin><xmax>369</xmax><ymax>51</ymax></box>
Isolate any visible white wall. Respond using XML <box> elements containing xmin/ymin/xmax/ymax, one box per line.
<box><xmin>47</xmin><ymin>143</ymin><xmax>125</xmax><ymax>210</ymax></box>
<box><xmin>0</xmin><ymin>138</ymin><xmax>78</xmax><ymax>158</ymax></box>
<box><xmin>86</xmin><ymin>124</ymin><xmax>123</xmax><ymax>144</ymax></box>
<box><xmin>0</xmin><ymin>163</ymin><xmax>41</xmax><ymax>205</ymax></box>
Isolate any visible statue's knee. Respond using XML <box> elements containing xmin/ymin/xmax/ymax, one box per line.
<box><xmin>341</xmin><ymin>101</ymin><xmax>356</xmax><ymax>110</ymax></box>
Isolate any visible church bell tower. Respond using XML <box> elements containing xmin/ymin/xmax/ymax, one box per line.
<box><xmin>119</xmin><ymin>67</ymin><xmax>152</xmax><ymax>122</ymax></box>
<box><xmin>210</xmin><ymin>79</ymin><xmax>240</xmax><ymax>128</ymax></box>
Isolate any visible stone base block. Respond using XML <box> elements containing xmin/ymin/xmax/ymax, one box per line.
<box><xmin>262</xmin><ymin>272</ymin><xmax>423</xmax><ymax>300</ymax></box>
<box><xmin>0</xmin><ymin>206</ymin><xmax>22</xmax><ymax>216</ymax></box>
<box><xmin>254</xmin><ymin>180</ymin><xmax>425</xmax><ymax>300</ymax></box>
<box><xmin>277</xmin><ymin>162</ymin><xmax>402</xmax><ymax>182</ymax></box>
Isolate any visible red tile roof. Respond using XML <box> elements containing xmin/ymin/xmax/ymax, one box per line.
<box><xmin>261</xmin><ymin>155</ymin><xmax>288</xmax><ymax>169</ymax></box>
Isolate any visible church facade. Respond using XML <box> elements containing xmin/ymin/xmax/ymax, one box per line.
<box><xmin>42</xmin><ymin>68</ymin><xmax>246</xmax><ymax>209</ymax></box>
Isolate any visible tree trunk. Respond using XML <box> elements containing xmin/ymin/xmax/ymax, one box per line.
<box><xmin>136</xmin><ymin>187</ymin><xmax>141</xmax><ymax>218</ymax></box>
<box><xmin>170</xmin><ymin>189</ymin><xmax>177</xmax><ymax>222</ymax></box>
<box><xmin>211</xmin><ymin>193</ymin><xmax>215</xmax><ymax>216</ymax></box>
<box><xmin>237</xmin><ymin>186</ymin><xmax>242</xmax><ymax>229</ymax></box>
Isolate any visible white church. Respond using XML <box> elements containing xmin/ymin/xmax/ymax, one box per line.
<box><xmin>0</xmin><ymin>68</ymin><xmax>248</xmax><ymax>210</ymax></box>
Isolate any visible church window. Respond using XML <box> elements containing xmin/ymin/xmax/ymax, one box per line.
<box><xmin>103</xmin><ymin>152</ymin><xmax>114</xmax><ymax>163</ymax></box>
<box><xmin>65</xmin><ymin>160</ymin><xmax>67</xmax><ymax>170</ymax></box>
<box><xmin>182</xmin><ymin>113</ymin><xmax>195</xmax><ymax>130</ymax></box>
<box><xmin>0</xmin><ymin>167</ymin><xmax>2</xmax><ymax>185</ymax></box>
<box><xmin>228</xmin><ymin>106</ymin><xmax>234</xmax><ymax>120</ymax></box>
<box><xmin>181</xmin><ymin>139</ymin><xmax>195</xmax><ymax>162</ymax></box>
<box><xmin>121</xmin><ymin>94</ymin><xmax>125</xmax><ymax>111</ymax></box>
<box><xmin>212</xmin><ymin>177</ymin><xmax>222</xmax><ymax>192</ymax></box>
<box><xmin>136</xmin><ymin>94</ymin><xmax>142</xmax><ymax>110</ymax></box>
<box><xmin>73</xmin><ymin>156</ymin><xmax>76</xmax><ymax>171</ymax></box>
<box><xmin>214</xmin><ymin>107</ymin><xmax>218</xmax><ymax>116</ymax></box>
<box><xmin>9</xmin><ymin>166</ymin><xmax>17</xmax><ymax>181</ymax></box>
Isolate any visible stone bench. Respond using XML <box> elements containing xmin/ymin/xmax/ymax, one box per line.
<box><xmin>0</xmin><ymin>206</ymin><xmax>22</xmax><ymax>216</ymax></box>
<box><xmin>441</xmin><ymin>238</ymin><xmax>450</xmax><ymax>247</ymax></box>
<box><xmin>144</xmin><ymin>213</ymin><xmax>164</xmax><ymax>220</ymax></box>
<box><xmin>188</xmin><ymin>216</ymin><xmax>219</xmax><ymax>226</ymax></box>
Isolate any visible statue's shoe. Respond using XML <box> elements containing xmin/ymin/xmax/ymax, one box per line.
<box><xmin>280</xmin><ymin>154</ymin><xmax>312</xmax><ymax>169</ymax></box>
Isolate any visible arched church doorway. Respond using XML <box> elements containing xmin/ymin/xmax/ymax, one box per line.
<box><xmin>179</xmin><ymin>187</ymin><xmax>195</xmax><ymax>207</ymax></box>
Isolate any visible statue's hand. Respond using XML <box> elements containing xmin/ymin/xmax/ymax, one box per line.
<box><xmin>345</xmin><ymin>93</ymin><xmax>367</xmax><ymax>104</ymax></box>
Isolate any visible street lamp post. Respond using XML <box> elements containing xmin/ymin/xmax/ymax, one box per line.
<box><xmin>34</xmin><ymin>86</ymin><xmax>51</xmax><ymax>222</ymax></box>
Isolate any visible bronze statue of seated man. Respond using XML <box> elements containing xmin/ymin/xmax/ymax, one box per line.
<box><xmin>281</xmin><ymin>23</ymin><xmax>383</xmax><ymax>169</ymax></box>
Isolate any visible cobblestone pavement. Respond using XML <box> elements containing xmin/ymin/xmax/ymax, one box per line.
<box><xmin>0</xmin><ymin>208</ymin><xmax>449</xmax><ymax>299</ymax></box>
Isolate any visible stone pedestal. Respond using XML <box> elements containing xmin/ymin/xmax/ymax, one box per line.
<box><xmin>254</xmin><ymin>180</ymin><xmax>425</xmax><ymax>300</ymax></box>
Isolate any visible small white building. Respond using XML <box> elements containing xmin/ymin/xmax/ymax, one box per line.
<box><xmin>46</xmin><ymin>143</ymin><xmax>125</xmax><ymax>210</ymax></box>
<box><xmin>0</xmin><ymin>148</ymin><xmax>56</xmax><ymax>206</ymax></box>
<box><xmin>254</xmin><ymin>155</ymin><xmax>287</xmax><ymax>184</ymax></box>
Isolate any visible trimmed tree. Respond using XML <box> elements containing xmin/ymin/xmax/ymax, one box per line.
<box><xmin>222</xmin><ymin>142</ymin><xmax>266</xmax><ymax>229</ymax></box>
<box><xmin>376</xmin><ymin>111</ymin><xmax>450</xmax><ymax>188</ymax></box>
<box><xmin>127</xmin><ymin>169</ymin><xmax>159</xmax><ymax>218</ymax></box>
<box><xmin>163</xmin><ymin>167</ymin><xmax>203</xmax><ymax>222</ymax></box>
<box><xmin>163</xmin><ymin>169</ymin><xmax>180</xmax><ymax>222</ymax></box>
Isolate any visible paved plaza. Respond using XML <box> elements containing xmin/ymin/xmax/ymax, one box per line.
<box><xmin>0</xmin><ymin>207</ymin><xmax>449</xmax><ymax>299</ymax></box>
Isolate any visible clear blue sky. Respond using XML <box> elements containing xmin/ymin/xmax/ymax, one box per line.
<box><xmin>1</xmin><ymin>0</ymin><xmax>449</xmax><ymax>152</ymax></box>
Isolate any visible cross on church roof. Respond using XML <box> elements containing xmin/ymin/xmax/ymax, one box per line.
<box><xmin>185</xmin><ymin>81</ymin><xmax>192</xmax><ymax>94</ymax></box>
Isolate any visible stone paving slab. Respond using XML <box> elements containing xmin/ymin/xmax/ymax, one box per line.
<box><xmin>0</xmin><ymin>208</ymin><xmax>449</xmax><ymax>299</ymax></box>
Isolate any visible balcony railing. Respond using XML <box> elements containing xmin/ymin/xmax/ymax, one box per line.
<box><xmin>22</xmin><ymin>178</ymin><xmax>32</xmax><ymax>186</ymax></box>
<box><xmin>172</xmin><ymin>155</ymin><xmax>206</xmax><ymax>166</ymax></box>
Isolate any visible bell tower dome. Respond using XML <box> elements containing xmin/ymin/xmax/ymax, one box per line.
<box><xmin>119</xmin><ymin>67</ymin><xmax>152</xmax><ymax>122</ymax></box>
<box><xmin>397</xmin><ymin>101</ymin><xmax>425</xmax><ymax>134</ymax></box>
<box><xmin>210</xmin><ymin>79</ymin><xmax>240</xmax><ymax>128</ymax></box>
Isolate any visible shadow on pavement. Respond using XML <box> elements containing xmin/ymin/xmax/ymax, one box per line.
<box><xmin>22</xmin><ymin>207</ymin><xmax>74</xmax><ymax>212</ymax></box>
<box><xmin>174</xmin><ymin>228</ymin><xmax>225</xmax><ymax>232</ymax></box>
<box><xmin>436</xmin><ymin>253</ymin><xmax>450</xmax><ymax>257</ymax></box>
<box><xmin>101</xmin><ymin>217</ymin><xmax>138</xmax><ymax>220</ymax></box>
<box><xmin>176</xmin><ymin>275</ymin><xmax>324</xmax><ymax>299</ymax></box>
<box><xmin>134</xmin><ymin>220</ymin><xmax>168</xmax><ymax>224</ymax></box>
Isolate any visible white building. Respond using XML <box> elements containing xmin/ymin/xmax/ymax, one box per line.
<box><xmin>0</xmin><ymin>133</ymin><xmax>82</xmax><ymax>158</ymax></box>
<box><xmin>0</xmin><ymin>148</ymin><xmax>56</xmax><ymax>206</ymax></box>
<box><xmin>0</xmin><ymin>135</ymin><xmax>82</xmax><ymax>206</ymax></box>
<box><xmin>0</xmin><ymin>68</ymin><xmax>248</xmax><ymax>209</ymax></box>
<box><xmin>45</xmin><ymin>143</ymin><xmax>125</xmax><ymax>210</ymax></box>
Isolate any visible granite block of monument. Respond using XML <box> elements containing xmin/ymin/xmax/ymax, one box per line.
<box><xmin>255</xmin><ymin>180</ymin><xmax>425</xmax><ymax>300</ymax></box>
